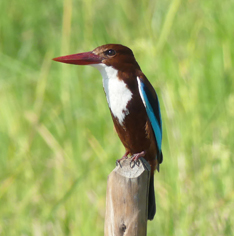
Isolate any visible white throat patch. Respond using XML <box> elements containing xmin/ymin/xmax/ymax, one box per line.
<box><xmin>92</xmin><ymin>63</ymin><xmax>132</xmax><ymax>125</ymax></box>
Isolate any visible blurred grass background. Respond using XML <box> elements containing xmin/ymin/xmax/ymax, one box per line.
<box><xmin>0</xmin><ymin>0</ymin><xmax>234</xmax><ymax>235</ymax></box>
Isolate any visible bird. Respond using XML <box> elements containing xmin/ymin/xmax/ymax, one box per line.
<box><xmin>53</xmin><ymin>44</ymin><xmax>163</xmax><ymax>220</ymax></box>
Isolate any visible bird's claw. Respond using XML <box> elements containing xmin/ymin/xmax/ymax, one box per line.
<box><xmin>130</xmin><ymin>151</ymin><xmax>145</xmax><ymax>168</ymax></box>
<box><xmin>130</xmin><ymin>159</ymin><xmax>140</xmax><ymax>168</ymax></box>
<box><xmin>116</xmin><ymin>160</ymin><xmax>119</xmax><ymax>166</ymax></box>
<box><xmin>116</xmin><ymin>160</ymin><xmax>122</xmax><ymax>167</ymax></box>
<box><xmin>116</xmin><ymin>151</ymin><xmax>130</xmax><ymax>167</ymax></box>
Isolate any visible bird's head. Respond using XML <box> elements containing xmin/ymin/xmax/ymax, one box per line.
<box><xmin>53</xmin><ymin>44</ymin><xmax>140</xmax><ymax>72</ymax></box>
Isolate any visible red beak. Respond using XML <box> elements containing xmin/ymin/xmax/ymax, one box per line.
<box><xmin>53</xmin><ymin>51</ymin><xmax>102</xmax><ymax>65</ymax></box>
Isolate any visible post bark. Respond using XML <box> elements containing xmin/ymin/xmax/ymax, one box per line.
<box><xmin>104</xmin><ymin>157</ymin><xmax>151</xmax><ymax>236</ymax></box>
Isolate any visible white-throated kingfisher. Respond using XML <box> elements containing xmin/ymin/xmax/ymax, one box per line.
<box><xmin>53</xmin><ymin>44</ymin><xmax>163</xmax><ymax>220</ymax></box>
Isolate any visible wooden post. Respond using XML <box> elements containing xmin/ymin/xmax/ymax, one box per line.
<box><xmin>104</xmin><ymin>157</ymin><xmax>151</xmax><ymax>236</ymax></box>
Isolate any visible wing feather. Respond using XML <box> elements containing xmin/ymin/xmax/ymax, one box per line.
<box><xmin>137</xmin><ymin>76</ymin><xmax>162</xmax><ymax>158</ymax></box>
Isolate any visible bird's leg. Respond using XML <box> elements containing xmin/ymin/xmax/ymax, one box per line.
<box><xmin>130</xmin><ymin>151</ymin><xmax>146</xmax><ymax>167</ymax></box>
<box><xmin>132</xmin><ymin>151</ymin><xmax>145</xmax><ymax>161</ymax></box>
<box><xmin>116</xmin><ymin>150</ymin><xmax>130</xmax><ymax>166</ymax></box>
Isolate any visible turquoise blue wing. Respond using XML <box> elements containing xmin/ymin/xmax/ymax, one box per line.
<box><xmin>137</xmin><ymin>77</ymin><xmax>162</xmax><ymax>159</ymax></box>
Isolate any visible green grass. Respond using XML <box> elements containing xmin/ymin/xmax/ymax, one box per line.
<box><xmin>1</xmin><ymin>0</ymin><xmax>234</xmax><ymax>235</ymax></box>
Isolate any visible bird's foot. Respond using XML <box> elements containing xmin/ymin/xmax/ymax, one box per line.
<box><xmin>130</xmin><ymin>151</ymin><xmax>145</xmax><ymax>168</ymax></box>
<box><xmin>116</xmin><ymin>151</ymin><xmax>130</xmax><ymax>166</ymax></box>
<box><xmin>132</xmin><ymin>151</ymin><xmax>145</xmax><ymax>161</ymax></box>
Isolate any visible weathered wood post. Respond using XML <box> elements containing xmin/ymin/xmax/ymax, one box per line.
<box><xmin>104</xmin><ymin>157</ymin><xmax>151</xmax><ymax>236</ymax></box>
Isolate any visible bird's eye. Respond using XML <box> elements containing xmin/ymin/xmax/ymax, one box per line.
<box><xmin>104</xmin><ymin>49</ymin><xmax>116</xmax><ymax>56</ymax></box>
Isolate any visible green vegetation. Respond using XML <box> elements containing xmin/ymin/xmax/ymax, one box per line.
<box><xmin>1</xmin><ymin>0</ymin><xmax>233</xmax><ymax>235</ymax></box>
